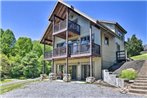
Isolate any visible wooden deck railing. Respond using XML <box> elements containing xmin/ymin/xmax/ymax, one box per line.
<box><xmin>44</xmin><ymin>43</ymin><xmax>100</xmax><ymax>59</ymax></box>
<box><xmin>54</xmin><ymin>19</ymin><xmax>80</xmax><ymax>35</ymax></box>
<box><xmin>116</xmin><ymin>50</ymin><xmax>126</xmax><ymax>62</ymax></box>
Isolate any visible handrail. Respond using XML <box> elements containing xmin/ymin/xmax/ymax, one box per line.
<box><xmin>44</xmin><ymin>43</ymin><xmax>101</xmax><ymax>59</ymax></box>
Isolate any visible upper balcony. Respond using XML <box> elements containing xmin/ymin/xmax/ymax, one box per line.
<box><xmin>53</xmin><ymin>19</ymin><xmax>80</xmax><ymax>39</ymax></box>
<box><xmin>44</xmin><ymin>43</ymin><xmax>101</xmax><ymax>60</ymax></box>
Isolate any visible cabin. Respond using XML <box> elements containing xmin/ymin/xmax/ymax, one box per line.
<box><xmin>40</xmin><ymin>0</ymin><xmax>127</xmax><ymax>82</ymax></box>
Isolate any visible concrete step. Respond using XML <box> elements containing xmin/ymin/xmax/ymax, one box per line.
<box><xmin>133</xmin><ymin>82</ymin><xmax>147</xmax><ymax>86</ymax></box>
<box><xmin>129</xmin><ymin>89</ymin><xmax>147</xmax><ymax>94</ymax></box>
<box><xmin>137</xmin><ymin>75</ymin><xmax>147</xmax><ymax>78</ymax></box>
<box><xmin>136</xmin><ymin>78</ymin><xmax>147</xmax><ymax>80</ymax></box>
<box><xmin>131</xmin><ymin>85</ymin><xmax>147</xmax><ymax>90</ymax></box>
<box><xmin>134</xmin><ymin>80</ymin><xmax>147</xmax><ymax>83</ymax></box>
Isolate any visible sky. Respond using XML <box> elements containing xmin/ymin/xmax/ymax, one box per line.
<box><xmin>1</xmin><ymin>0</ymin><xmax>147</xmax><ymax>44</ymax></box>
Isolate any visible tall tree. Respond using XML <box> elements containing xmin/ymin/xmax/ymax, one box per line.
<box><xmin>125</xmin><ymin>34</ymin><xmax>143</xmax><ymax>57</ymax></box>
<box><xmin>14</xmin><ymin>37</ymin><xmax>33</xmax><ymax>57</ymax></box>
<box><xmin>0</xmin><ymin>29</ymin><xmax>16</xmax><ymax>56</ymax></box>
<box><xmin>21</xmin><ymin>51</ymin><xmax>39</xmax><ymax>78</ymax></box>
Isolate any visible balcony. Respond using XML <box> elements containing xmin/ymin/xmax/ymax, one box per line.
<box><xmin>69</xmin><ymin>43</ymin><xmax>101</xmax><ymax>57</ymax></box>
<box><xmin>53</xmin><ymin>20</ymin><xmax>80</xmax><ymax>39</ymax></box>
<box><xmin>44</xmin><ymin>43</ymin><xmax>100</xmax><ymax>60</ymax></box>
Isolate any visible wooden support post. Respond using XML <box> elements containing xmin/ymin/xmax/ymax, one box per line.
<box><xmin>43</xmin><ymin>44</ymin><xmax>46</xmax><ymax>74</ymax></box>
<box><xmin>52</xmin><ymin>15</ymin><xmax>55</xmax><ymax>73</ymax></box>
<box><xmin>66</xmin><ymin>8</ymin><xmax>69</xmax><ymax>75</ymax></box>
<box><xmin>89</xmin><ymin>24</ymin><xmax>93</xmax><ymax>77</ymax></box>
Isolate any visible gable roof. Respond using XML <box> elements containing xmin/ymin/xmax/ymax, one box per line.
<box><xmin>99</xmin><ymin>20</ymin><xmax>127</xmax><ymax>34</ymax></box>
<box><xmin>40</xmin><ymin>1</ymin><xmax>127</xmax><ymax>45</ymax></box>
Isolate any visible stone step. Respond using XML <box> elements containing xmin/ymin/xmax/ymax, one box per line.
<box><xmin>134</xmin><ymin>80</ymin><xmax>147</xmax><ymax>83</ymax></box>
<box><xmin>133</xmin><ymin>82</ymin><xmax>147</xmax><ymax>86</ymax></box>
<box><xmin>131</xmin><ymin>85</ymin><xmax>147</xmax><ymax>90</ymax></box>
<box><xmin>137</xmin><ymin>75</ymin><xmax>147</xmax><ymax>78</ymax></box>
<box><xmin>136</xmin><ymin>78</ymin><xmax>147</xmax><ymax>80</ymax></box>
<box><xmin>129</xmin><ymin>89</ymin><xmax>147</xmax><ymax>94</ymax></box>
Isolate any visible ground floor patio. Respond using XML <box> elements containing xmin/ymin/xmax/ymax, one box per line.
<box><xmin>53</xmin><ymin>57</ymin><xmax>101</xmax><ymax>81</ymax></box>
<box><xmin>1</xmin><ymin>80</ymin><xmax>145</xmax><ymax>98</ymax></box>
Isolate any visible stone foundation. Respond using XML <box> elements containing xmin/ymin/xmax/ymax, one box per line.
<box><xmin>49</xmin><ymin>73</ymin><xmax>57</xmax><ymax>80</ymax></box>
<box><xmin>40</xmin><ymin>74</ymin><xmax>48</xmax><ymax>80</ymax></box>
<box><xmin>63</xmin><ymin>74</ymin><xmax>71</xmax><ymax>82</ymax></box>
<box><xmin>86</xmin><ymin>77</ymin><xmax>96</xmax><ymax>83</ymax></box>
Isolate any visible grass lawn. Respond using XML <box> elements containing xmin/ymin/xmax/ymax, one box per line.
<box><xmin>131</xmin><ymin>53</ymin><xmax>147</xmax><ymax>60</ymax></box>
<box><xmin>0</xmin><ymin>79</ymin><xmax>13</xmax><ymax>84</ymax></box>
<box><xmin>0</xmin><ymin>79</ymin><xmax>38</xmax><ymax>94</ymax></box>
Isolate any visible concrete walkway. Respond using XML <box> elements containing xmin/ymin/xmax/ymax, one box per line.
<box><xmin>1</xmin><ymin>80</ymin><xmax>145</xmax><ymax>98</ymax></box>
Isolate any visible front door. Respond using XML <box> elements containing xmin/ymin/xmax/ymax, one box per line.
<box><xmin>69</xmin><ymin>65</ymin><xmax>77</xmax><ymax>80</ymax></box>
<box><xmin>81</xmin><ymin>65</ymin><xmax>90</xmax><ymax>80</ymax></box>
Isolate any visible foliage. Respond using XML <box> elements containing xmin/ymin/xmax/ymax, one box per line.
<box><xmin>14</xmin><ymin>37</ymin><xmax>33</xmax><ymax>57</ymax></box>
<box><xmin>0</xmin><ymin>28</ymin><xmax>52</xmax><ymax>79</ymax></box>
<box><xmin>119</xmin><ymin>68</ymin><xmax>137</xmax><ymax>80</ymax></box>
<box><xmin>0</xmin><ymin>53</ymin><xmax>11</xmax><ymax>78</ymax></box>
<box><xmin>125</xmin><ymin>34</ymin><xmax>143</xmax><ymax>57</ymax></box>
<box><xmin>131</xmin><ymin>53</ymin><xmax>147</xmax><ymax>60</ymax></box>
<box><xmin>0</xmin><ymin>29</ymin><xmax>16</xmax><ymax>56</ymax></box>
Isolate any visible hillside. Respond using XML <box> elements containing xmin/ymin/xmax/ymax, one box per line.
<box><xmin>131</xmin><ymin>53</ymin><xmax>147</xmax><ymax>60</ymax></box>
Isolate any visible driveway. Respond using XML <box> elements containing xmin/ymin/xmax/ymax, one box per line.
<box><xmin>1</xmin><ymin>80</ymin><xmax>145</xmax><ymax>98</ymax></box>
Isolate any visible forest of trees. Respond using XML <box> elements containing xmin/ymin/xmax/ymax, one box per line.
<box><xmin>0</xmin><ymin>29</ymin><xmax>52</xmax><ymax>79</ymax></box>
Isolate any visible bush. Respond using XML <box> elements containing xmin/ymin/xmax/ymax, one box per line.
<box><xmin>119</xmin><ymin>68</ymin><xmax>137</xmax><ymax>80</ymax></box>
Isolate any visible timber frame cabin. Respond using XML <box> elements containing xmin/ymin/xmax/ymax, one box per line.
<box><xmin>40</xmin><ymin>0</ymin><xmax>127</xmax><ymax>82</ymax></box>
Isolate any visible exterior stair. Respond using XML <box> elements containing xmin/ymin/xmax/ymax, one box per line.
<box><xmin>129</xmin><ymin>60</ymin><xmax>147</xmax><ymax>94</ymax></box>
<box><xmin>129</xmin><ymin>75</ymin><xmax>147</xmax><ymax>94</ymax></box>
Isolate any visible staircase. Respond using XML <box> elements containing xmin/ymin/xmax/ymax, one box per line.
<box><xmin>129</xmin><ymin>60</ymin><xmax>147</xmax><ymax>94</ymax></box>
<box><xmin>129</xmin><ymin>75</ymin><xmax>147</xmax><ymax>94</ymax></box>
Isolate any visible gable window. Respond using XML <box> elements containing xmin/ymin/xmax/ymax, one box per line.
<box><xmin>104</xmin><ymin>36</ymin><xmax>109</xmax><ymax>45</ymax></box>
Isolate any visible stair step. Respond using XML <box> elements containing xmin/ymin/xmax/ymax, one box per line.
<box><xmin>134</xmin><ymin>80</ymin><xmax>147</xmax><ymax>83</ymax></box>
<box><xmin>136</xmin><ymin>78</ymin><xmax>147</xmax><ymax>80</ymax></box>
<box><xmin>134</xmin><ymin>82</ymin><xmax>147</xmax><ymax>86</ymax></box>
<box><xmin>137</xmin><ymin>76</ymin><xmax>147</xmax><ymax>78</ymax></box>
<box><xmin>131</xmin><ymin>85</ymin><xmax>147</xmax><ymax>90</ymax></box>
<box><xmin>129</xmin><ymin>89</ymin><xmax>147</xmax><ymax>94</ymax></box>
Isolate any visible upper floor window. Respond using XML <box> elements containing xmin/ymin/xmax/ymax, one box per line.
<box><xmin>104</xmin><ymin>36</ymin><xmax>109</xmax><ymax>45</ymax></box>
<box><xmin>81</xmin><ymin>34</ymin><xmax>94</xmax><ymax>44</ymax></box>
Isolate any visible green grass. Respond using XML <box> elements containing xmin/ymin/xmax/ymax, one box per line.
<box><xmin>0</xmin><ymin>79</ymin><xmax>38</xmax><ymax>94</ymax></box>
<box><xmin>0</xmin><ymin>79</ymin><xmax>13</xmax><ymax>84</ymax></box>
<box><xmin>131</xmin><ymin>53</ymin><xmax>147</xmax><ymax>60</ymax></box>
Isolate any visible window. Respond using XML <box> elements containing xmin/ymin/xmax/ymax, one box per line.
<box><xmin>104</xmin><ymin>36</ymin><xmax>109</xmax><ymax>45</ymax></box>
<box><xmin>116</xmin><ymin>43</ymin><xmax>120</xmax><ymax>51</ymax></box>
<box><xmin>80</xmin><ymin>34</ymin><xmax>94</xmax><ymax>44</ymax></box>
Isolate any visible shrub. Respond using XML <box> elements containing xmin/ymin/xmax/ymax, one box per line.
<box><xmin>119</xmin><ymin>68</ymin><xmax>137</xmax><ymax>80</ymax></box>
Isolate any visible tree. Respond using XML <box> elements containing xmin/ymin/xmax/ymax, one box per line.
<box><xmin>125</xmin><ymin>34</ymin><xmax>143</xmax><ymax>57</ymax></box>
<box><xmin>0</xmin><ymin>53</ymin><xmax>11</xmax><ymax>78</ymax></box>
<box><xmin>21</xmin><ymin>51</ymin><xmax>39</xmax><ymax>78</ymax></box>
<box><xmin>0</xmin><ymin>29</ymin><xmax>16</xmax><ymax>56</ymax></box>
<box><xmin>14</xmin><ymin>37</ymin><xmax>33</xmax><ymax>57</ymax></box>
<box><xmin>32</xmin><ymin>40</ymin><xmax>43</xmax><ymax>57</ymax></box>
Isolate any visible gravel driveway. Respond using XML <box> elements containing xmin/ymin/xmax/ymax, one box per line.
<box><xmin>1</xmin><ymin>80</ymin><xmax>145</xmax><ymax>98</ymax></box>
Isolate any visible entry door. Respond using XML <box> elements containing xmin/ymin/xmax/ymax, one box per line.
<box><xmin>68</xmin><ymin>65</ymin><xmax>77</xmax><ymax>80</ymax></box>
<box><xmin>81</xmin><ymin>65</ymin><xmax>90</xmax><ymax>80</ymax></box>
<box><xmin>72</xmin><ymin>65</ymin><xmax>77</xmax><ymax>80</ymax></box>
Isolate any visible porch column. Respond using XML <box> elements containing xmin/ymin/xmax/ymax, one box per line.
<box><xmin>52</xmin><ymin>15</ymin><xmax>55</xmax><ymax>73</ymax></box>
<box><xmin>65</xmin><ymin>8</ymin><xmax>69</xmax><ymax>75</ymax></box>
<box><xmin>43</xmin><ymin>44</ymin><xmax>46</xmax><ymax>74</ymax></box>
<box><xmin>89</xmin><ymin>24</ymin><xmax>93</xmax><ymax>77</ymax></box>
